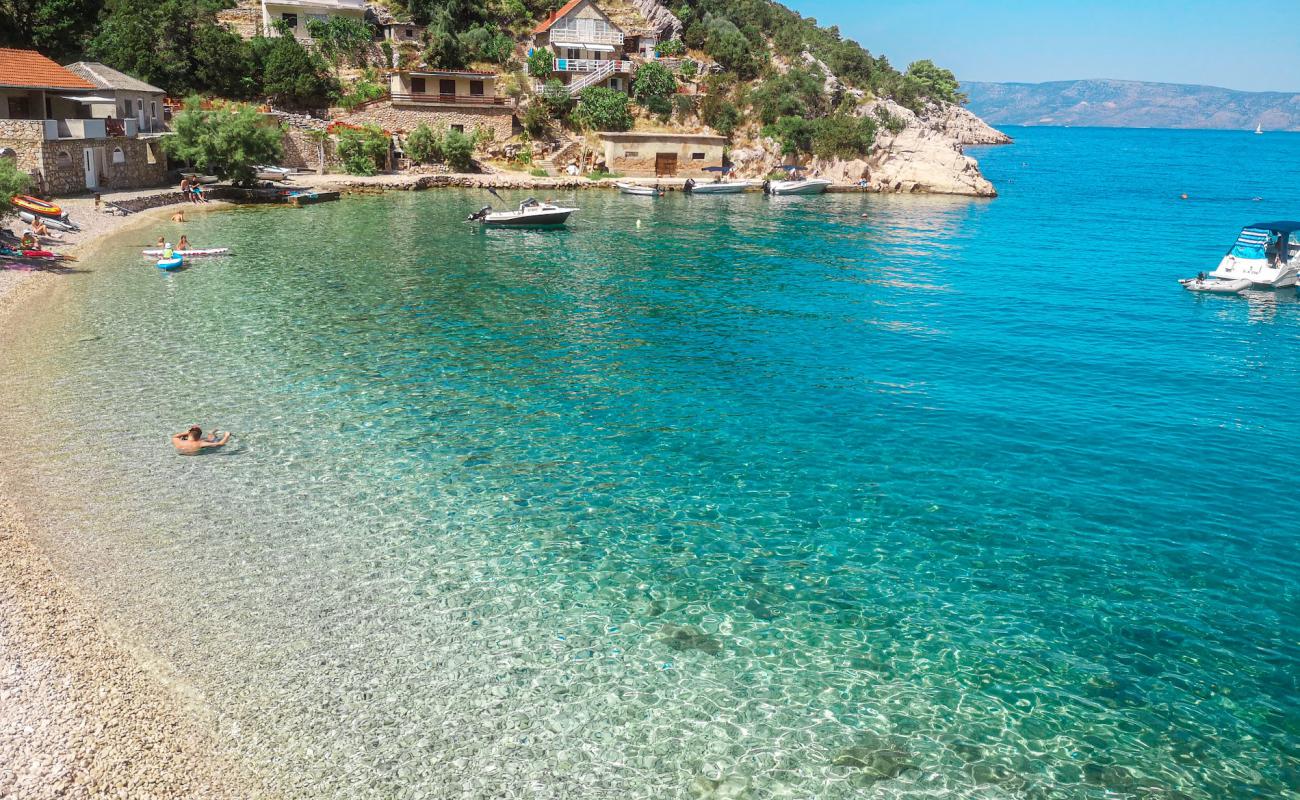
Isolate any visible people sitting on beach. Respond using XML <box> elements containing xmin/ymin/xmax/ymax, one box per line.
<box><xmin>20</xmin><ymin>231</ymin><xmax>38</xmax><ymax>250</ymax></box>
<box><xmin>192</xmin><ymin>184</ymin><xmax>208</xmax><ymax>204</ymax></box>
<box><xmin>171</xmin><ymin>210</ymin><xmax>185</xmax><ymax>223</ymax></box>
<box><xmin>178</xmin><ymin>235</ymin><xmax>190</xmax><ymax>250</ymax></box>
<box><xmin>180</xmin><ymin>177</ymin><xmax>191</xmax><ymax>201</ymax></box>
<box><xmin>171</xmin><ymin>425</ymin><xmax>230</xmax><ymax>455</ymax></box>
<box><xmin>29</xmin><ymin>217</ymin><xmax>49</xmax><ymax>237</ymax></box>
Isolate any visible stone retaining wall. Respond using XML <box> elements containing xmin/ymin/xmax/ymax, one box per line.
<box><xmin>281</xmin><ymin>128</ymin><xmax>341</xmax><ymax>172</ymax></box>
<box><xmin>339</xmin><ymin>102</ymin><xmax>516</xmax><ymax>142</ymax></box>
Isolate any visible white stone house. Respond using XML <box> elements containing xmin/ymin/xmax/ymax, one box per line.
<box><xmin>531</xmin><ymin>0</ymin><xmax>635</xmax><ymax>94</ymax></box>
<box><xmin>261</xmin><ymin>0</ymin><xmax>366</xmax><ymax>40</ymax></box>
<box><xmin>63</xmin><ymin>62</ymin><xmax>166</xmax><ymax>134</ymax></box>
<box><xmin>0</xmin><ymin>48</ymin><xmax>167</xmax><ymax>193</ymax></box>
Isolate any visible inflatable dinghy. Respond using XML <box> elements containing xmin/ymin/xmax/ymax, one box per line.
<box><xmin>1180</xmin><ymin>277</ymin><xmax>1251</xmax><ymax>294</ymax></box>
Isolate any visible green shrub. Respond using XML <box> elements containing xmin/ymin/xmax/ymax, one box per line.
<box><xmin>337</xmin><ymin>79</ymin><xmax>386</xmax><ymax>111</ymax></box>
<box><xmin>459</xmin><ymin>24</ymin><xmax>515</xmax><ymax>64</ymax></box>
<box><xmin>380</xmin><ymin>40</ymin><xmax>394</xmax><ymax>68</ymax></box>
<box><xmin>405</xmin><ymin>122</ymin><xmax>441</xmax><ymax>163</ymax></box>
<box><xmin>262</xmin><ymin>35</ymin><xmax>338</xmax><ymax>109</ymax></box>
<box><xmin>747</xmin><ymin>67</ymin><xmax>825</xmax><ymax>125</ymax></box>
<box><xmin>336</xmin><ymin>124</ymin><xmax>390</xmax><ymax>175</ymax></box>
<box><xmin>655</xmin><ymin>38</ymin><xmax>684</xmax><ymax>57</ymax></box>
<box><xmin>585</xmin><ymin>170</ymin><xmax>621</xmax><ymax>180</ymax></box>
<box><xmin>0</xmin><ymin>158</ymin><xmax>33</xmax><ymax>218</ymax></box>
<box><xmin>442</xmin><ymin>128</ymin><xmax>476</xmax><ymax>171</ymax></box>
<box><xmin>633</xmin><ymin>62</ymin><xmax>677</xmax><ymax>114</ymax></box>
<box><xmin>574</xmin><ymin>86</ymin><xmax>633</xmax><ymax>131</ymax></box>
<box><xmin>874</xmin><ymin>106</ymin><xmax>907</xmax><ymax>134</ymax></box>
<box><xmin>522</xmin><ymin>103</ymin><xmax>550</xmax><ymax>137</ymax></box>
<box><xmin>540</xmin><ymin>80</ymin><xmax>573</xmax><ymax>117</ymax></box>
<box><xmin>700</xmin><ymin>96</ymin><xmax>741</xmax><ymax>136</ymax></box>
<box><xmin>527</xmin><ymin>47</ymin><xmax>553</xmax><ymax>79</ymax></box>
<box><xmin>672</xmin><ymin>94</ymin><xmax>696</xmax><ymax>122</ymax></box>
<box><xmin>679</xmin><ymin>60</ymin><xmax>698</xmax><ymax>81</ymax></box>
<box><xmin>529</xmin><ymin>167</ymin><xmax>549</xmax><ymax>177</ymax></box>
<box><xmin>762</xmin><ymin>115</ymin><xmax>815</xmax><ymax>155</ymax></box>
<box><xmin>811</xmin><ymin>113</ymin><xmax>878</xmax><ymax>159</ymax></box>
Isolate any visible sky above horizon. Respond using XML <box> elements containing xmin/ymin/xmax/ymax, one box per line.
<box><xmin>783</xmin><ymin>0</ymin><xmax>1300</xmax><ymax>92</ymax></box>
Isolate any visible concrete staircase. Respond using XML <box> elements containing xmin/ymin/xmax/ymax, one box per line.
<box><xmin>567</xmin><ymin>60</ymin><xmax>617</xmax><ymax>93</ymax></box>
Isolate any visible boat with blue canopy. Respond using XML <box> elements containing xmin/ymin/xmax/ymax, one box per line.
<box><xmin>1181</xmin><ymin>221</ymin><xmax>1300</xmax><ymax>292</ymax></box>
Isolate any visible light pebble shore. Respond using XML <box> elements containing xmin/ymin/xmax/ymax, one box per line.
<box><xmin>0</xmin><ymin>195</ymin><xmax>272</xmax><ymax>800</ymax></box>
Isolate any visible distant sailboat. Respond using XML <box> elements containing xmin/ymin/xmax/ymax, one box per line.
<box><xmin>1255</xmin><ymin>123</ymin><xmax>1263</xmax><ymax>134</ymax></box>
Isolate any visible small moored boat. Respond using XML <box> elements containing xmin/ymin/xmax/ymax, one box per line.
<box><xmin>765</xmin><ymin>177</ymin><xmax>833</xmax><ymax>195</ymax></box>
<box><xmin>616</xmin><ymin>182</ymin><xmax>663</xmax><ymax>197</ymax></box>
<box><xmin>683</xmin><ymin>178</ymin><xmax>751</xmax><ymax>194</ymax></box>
<box><xmin>468</xmin><ymin>198</ymin><xmax>577</xmax><ymax>227</ymax></box>
<box><xmin>1179</xmin><ymin>275</ymin><xmax>1251</xmax><ymax>294</ymax></box>
<box><xmin>156</xmin><ymin>255</ymin><xmax>184</xmax><ymax>270</ymax></box>
<box><xmin>255</xmin><ymin>166</ymin><xmax>294</xmax><ymax>182</ymax></box>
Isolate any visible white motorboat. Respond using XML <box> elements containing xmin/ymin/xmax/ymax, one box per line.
<box><xmin>1204</xmin><ymin>222</ymin><xmax>1300</xmax><ymax>288</ymax></box>
<box><xmin>683</xmin><ymin>178</ymin><xmax>751</xmax><ymax>194</ymax></box>
<box><xmin>616</xmin><ymin>182</ymin><xmax>663</xmax><ymax>196</ymax></box>
<box><xmin>1179</xmin><ymin>276</ymin><xmax>1251</xmax><ymax>294</ymax></box>
<box><xmin>765</xmin><ymin>178</ymin><xmax>833</xmax><ymax>195</ymax></box>
<box><xmin>468</xmin><ymin>198</ymin><xmax>577</xmax><ymax>227</ymax></box>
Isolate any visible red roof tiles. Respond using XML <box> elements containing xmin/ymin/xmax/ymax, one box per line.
<box><xmin>533</xmin><ymin>0</ymin><xmax>585</xmax><ymax>34</ymax></box>
<box><xmin>0</xmin><ymin>48</ymin><xmax>97</xmax><ymax>90</ymax></box>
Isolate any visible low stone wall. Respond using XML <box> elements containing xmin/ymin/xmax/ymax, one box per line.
<box><xmin>339</xmin><ymin>102</ymin><xmax>516</xmax><ymax>142</ymax></box>
<box><xmin>281</xmin><ymin>127</ymin><xmax>340</xmax><ymax>172</ymax></box>
<box><xmin>107</xmin><ymin>186</ymin><xmax>237</xmax><ymax>213</ymax></box>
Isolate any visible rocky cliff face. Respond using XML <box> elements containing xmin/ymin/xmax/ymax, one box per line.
<box><xmin>729</xmin><ymin>98</ymin><xmax>1006</xmax><ymax>197</ymax></box>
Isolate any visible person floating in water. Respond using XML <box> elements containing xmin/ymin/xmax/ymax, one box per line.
<box><xmin>178</xmin><ymin>234</ymin><xmax>190</xmax><ymax>250</ymax></box>
<box><xmin>156</xmin><ymin>236</ymin><xmax>166</xmax><ymax>248</ymax></box>
<box><xmin>171</xmin><ymin>425</ymin><xmax>230</xmax><ymax>455</ymax></box>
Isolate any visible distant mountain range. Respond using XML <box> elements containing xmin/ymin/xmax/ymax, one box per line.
<box><xmin>962</xmin><ymin>79</ymin><xmax>1300</xmax><ymax>131</ymax></box>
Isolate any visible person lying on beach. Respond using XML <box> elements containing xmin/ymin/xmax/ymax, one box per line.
<box><xmin>172</xmin><ymin>425</ymin><xmax>230</xmax><ymax>455</ymax></box>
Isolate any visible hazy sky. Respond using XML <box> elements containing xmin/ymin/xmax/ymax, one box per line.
<box><xmin>783</xmin><ymin>0</ymin><xmax>1300</xmax><ymax>92</ymax></box>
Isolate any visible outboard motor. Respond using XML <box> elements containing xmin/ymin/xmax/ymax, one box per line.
<box><xmin>762</xmin><ymin>180</ymin><xmax>771</xmax><ymax>195</ymax></box>
<box><xmin>683</xmin><ymin>178</ymin><xmax>696</xmax><ymax>193</ymax></box>
<box><xmin>467</xmin><ymin>205</ymin><xmax>491</xmax><ymax>221</ymax></box>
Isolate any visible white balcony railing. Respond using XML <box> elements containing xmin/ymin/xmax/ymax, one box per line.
<box><xmin>553</xmin><ymin>58</ymin><xmax>633</xmax><ymax>73</ymax></box>
<box><xmin>549</xmin><ymin>27</ymin><xmax>624</xmax><ymax>46</ymax></box>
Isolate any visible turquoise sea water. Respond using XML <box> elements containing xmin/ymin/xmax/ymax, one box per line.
<box><xmin>1</xmin><ymin>127</ymin><xmax>1298</xmax><ymax>799</ymax></box>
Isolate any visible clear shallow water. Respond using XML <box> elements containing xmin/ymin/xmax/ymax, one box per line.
<box><xmin>2</xmin><ymin>127</ymin><xmax>1298</xmax><ymax>799</ymax></box>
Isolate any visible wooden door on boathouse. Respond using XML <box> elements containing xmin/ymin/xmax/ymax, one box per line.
<box><xmin>655</xmin><ymin>153</ymin><xmax>677</xmax><ymax>176</ymax></box>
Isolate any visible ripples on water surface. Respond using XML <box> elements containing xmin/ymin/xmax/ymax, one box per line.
<box><xmin>1</xmin><ymin>128</ymin><xmax>1298</xmax><ymax>798</ymax></box>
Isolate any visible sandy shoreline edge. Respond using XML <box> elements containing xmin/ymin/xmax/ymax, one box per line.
<box><xmin>1</xmin><ymin>198</ymin><xmax>275</xmax><ymax>799</ymax></box>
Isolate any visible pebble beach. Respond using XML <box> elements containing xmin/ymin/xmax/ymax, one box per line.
<box><xmin>0</xmin><ymin>195</ymin><xmax>267</xmax><ymax>800</ymax></box>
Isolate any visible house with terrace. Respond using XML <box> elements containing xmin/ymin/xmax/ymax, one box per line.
<box><xmin>63</xmin><ymin>62</ymin><xmax>166</xmax><ymax>134</ymax></box>
<box><xmin>337</xmin><ymin>69</ymin><xmax>516</xmax><ymax>142</ymax></box>
<box><xmin>0</xmin><ymin>48</ymin><xmax>167</xmax><ymax>194</ymax></box>
<box><xmin>531</xmin><ymin>0</ymin><xmax>637</xmax><ymax>94</ymax></box>
<box><xmin>261</xmin><ymin>0</ymin><xmax>366</xmax><ymax>40</ymax></box>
